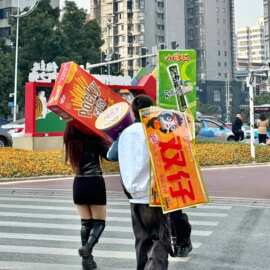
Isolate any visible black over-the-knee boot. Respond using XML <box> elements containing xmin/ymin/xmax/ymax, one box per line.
<box><xmin>81</xmin><ymin>219</ymin><xmax>93</xmax><ymax>246</ymax></box>
<box><xmin>80</xmin><ymin>219</ymin><xmax>97</xmax><ymax>270</ymax></box>
<box><xmin>79</xmin><ymin>219</ymin><xmax>105</xmax><ymax>258</ymax></box>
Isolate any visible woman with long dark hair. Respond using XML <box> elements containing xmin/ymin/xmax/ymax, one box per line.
<box><xmin>64</xmin><ymin>121</ymin><xmax>109</xmax><ymax>270</ymax></box>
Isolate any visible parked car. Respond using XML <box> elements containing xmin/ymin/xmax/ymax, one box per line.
<box><xmin>242</xmin><ymin>124</ymin><xmax>250</xmax><ymax>139</ymax></box>
<box><xmin>196</xmin><ymin>117</ymin><xmax>235</xmax><ymax>142</ymax></box>
<box><xmin>1</xmin><ymin>118</ymin><xmax>25</xmax><ymax>138</ymax></box>
<box><xmin>0</xmin><ymin>127</ymin><xmax>12</xmax><ymax>147</ymax></box>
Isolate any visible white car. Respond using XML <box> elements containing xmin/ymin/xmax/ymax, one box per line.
<box><xmin>1</xmin><ymin>119</ymin><xmax>25</xmax><ymax>138</ymax></box>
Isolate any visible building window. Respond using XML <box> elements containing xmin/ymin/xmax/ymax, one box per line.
<box><xmin>0</xmin><ymin>8</ymin><xmax>12</xmax><ymax>19</ymax></box>
<box><xmin>0</xmin><ymin>27</ymin><xmax>11</xmax><ymax>38</ymax></box>
<box><xmin>213</xmin><ymin>90</ymin><xmax>221</xmax><ymax>102</ymax></box>
<box><xmin>139</xmin><ymin>0</ymin><xmax>145</xmax><ymax>9</ymax></box>
<box><xmin>127</xmin><ymin>0</ymin><xmax>133</xmax><ymax>10</ymax></box>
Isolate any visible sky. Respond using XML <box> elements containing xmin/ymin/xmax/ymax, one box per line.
<box><xmin>61</xmin><ymin>0</ymin><xmax>90</xmax><ymax>12</ymax></box>
<box><xmin>67</xmin><ymin>0</ymin><xmax>264</xmax><ymax>30</ymax></box>
<box><xmin>234</xmin><ymin>0</ymin><xmax>263</xmax><ymax>29</ymax></box>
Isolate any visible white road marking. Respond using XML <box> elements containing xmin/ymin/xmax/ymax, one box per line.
<box><xmin>0</xmin><ymin>232</ymin><xmax>202</xmax><ymax>249</ymax></box>
<box><xmin>0</xmin><ymin>261</ymin><xmax>135</xmax><ymax>270</ymax></box>
<box><xmin>0</xmin><ymin>221</ymin><xmax>213</xmax><ymax>236</ymax></box>
<box><xmin>185</xmin><ymin>212</ymin><xmax>228</xmax><ymax>217</ymax></box>
<box><xmin>0</xmin><ymin>196</ymin><xmax>129</xmax><ymax>205</ymax></box>
<box><xmin>0</xmin><ymin>212</ymin><xmax>218</xmax><ymax>226</ymax></box>
<box><xmin>0</xmin><ymin>245</ymin><xmax>190</xmax><ymax>262</ymax></box>
<box><xmin>197</xmin><ymin>205</ymin><xmax>232</xmax><ymax>210</ymax></box>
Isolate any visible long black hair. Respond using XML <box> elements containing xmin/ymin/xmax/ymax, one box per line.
<box><xmin>63</xmin><ymin>121</ymin><xmax>103</xmax><ymax>172</ymax></box>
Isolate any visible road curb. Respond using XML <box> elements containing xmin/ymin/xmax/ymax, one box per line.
<box><xmin>202</xmin><ymin>162</ymin><xmax>270</xmax><ymax>170</ymax></box>
<box><xmin>0</xmin><ymin>175</ymin><xmax>72</xmax><ymax>183</ymax></box>
<box><xmin>0</xmin><ymin>163</ymin><xmax>270</xmax><ymax>182</ymax></box>
<box><xmin>0</xmin><ymin>173</ymin><xmax>121</xmax><ymax>183</ymax></box>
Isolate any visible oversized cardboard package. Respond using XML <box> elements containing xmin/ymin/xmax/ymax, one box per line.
<box><xmin>48</xmin><ymin>62</ymin><xmax>124</xmax><ymax>139</ymax></box>
<box><xmin>140</xmin><ymin>106</ymin><xmax>208</xmax><ymax>213</ymax></box>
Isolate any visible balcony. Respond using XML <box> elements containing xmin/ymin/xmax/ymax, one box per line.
<box><xmin>156</xmin><ymin>7</ymin><xmax>164</xmax><ymax>14</ymax></box>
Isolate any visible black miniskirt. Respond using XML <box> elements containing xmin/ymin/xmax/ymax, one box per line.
<box><xmin>73</xmin><ymin>176</ymin><xmax>106</xmax><ymax>205</ymax></box>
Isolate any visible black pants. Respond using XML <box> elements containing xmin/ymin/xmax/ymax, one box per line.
<box><xmin>130</xmin><ymin>203</ymin><xmax>170</xmax><ymax>270</ymax></box>
<box><xmin>233</xmin><ymin>130</ymin><xmax>244</xmax><ymax>141</ymax></box>
<box><xmin>169</xmin><ymin>210</ymin><xmax>191</xmax><ymax>247</ymax></box>
<box><xmin>258</xmin><ymin>134</ymin><xmax>267</xmax><ymax>144</ymax></box>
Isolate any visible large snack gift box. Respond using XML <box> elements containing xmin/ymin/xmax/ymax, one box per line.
<box><xmin>48</xmin><ymin>62</ymin><xmax>124</xmax><ymax>140</ymax></box>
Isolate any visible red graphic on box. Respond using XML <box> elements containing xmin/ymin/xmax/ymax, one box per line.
<box><xmin>47</xmin><ymin>62</ymin><xmax>124</xmax><ymax>140</ymax></box>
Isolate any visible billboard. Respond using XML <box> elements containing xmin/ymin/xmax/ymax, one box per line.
<box><xmin>157</xmin><ymin>50</ymin><xmax>197</xmax><ymax>118</ymax></box>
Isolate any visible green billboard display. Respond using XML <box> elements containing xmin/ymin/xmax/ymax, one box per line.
<box><xmin>36</xmin><ymin>87</ymin><xmax>66</xmax><ymax>134</ymax></box>
<box><xmin>157</xmin><ymin>50</ymin><xmax>197</xmax><ymax>118</ymax></box>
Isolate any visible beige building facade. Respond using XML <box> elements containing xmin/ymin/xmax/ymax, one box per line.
<box><xmin>236</xmin><ymin>17</ymin><xmax>266</xmax><ymax>70</ymax></box>
<box><xmin>90</xmin><ymin>0</ymin><xmax>185</xmax><ymax>76</ymax></box>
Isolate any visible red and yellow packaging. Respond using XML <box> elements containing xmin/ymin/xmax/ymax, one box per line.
<box><xmin>140</xmin><ymin>106</ymin><xmax>208</xmax><ymax>213</ymax></box>
<box><xmin>48</xmin><ymin>62</ymin><xmax>124</xmax><ymax>140</ymax></box>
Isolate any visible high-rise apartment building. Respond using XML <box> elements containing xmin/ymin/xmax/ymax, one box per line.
<box><xmin>91</xmin><ymin>0</ymin><xmax>240</xmax><ymax>119</ymax></box>
<box><xmin>0</xmin><ymin>0</ymin><xmax>59</xmax><ymax>39</ymax></box>
<box><xmin>236</xmin><ymin>17</ymin><xmax>266</xmax><ymax>70</ymax></box>
<box><xmin>185</xmin><ymin>0</ymin><xmax>235</xmax><ymax>82</ymax></box>
<box><xmin>185</xmin><ymin>0</ymin><xmax>237</xmax><ymax>120</ymax></box>
<box><xmin>90</xmin><ymin>0</ymin><xmax>185</xmax><ymax>76</ymax></box>
<box><xmin>264</xmin><ymin>0</ymin><xmax>270</xmax><ymax>60</ymax></box>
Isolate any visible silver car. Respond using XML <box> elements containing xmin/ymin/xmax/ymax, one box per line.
<box><xmin>0</xmin><ymin>127</ymin><xmax>13</xmax><ymax>147</ymax></box>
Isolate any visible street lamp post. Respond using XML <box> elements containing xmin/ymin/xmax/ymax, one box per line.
<box><xmin>13</xmin><ymin>0</ymin><xmax>20</xmax><ymax>122</ymax></box>
<box><xmin>247</xmin><ymin>73</ymin><xmax>255</xmax><ymax>160</ymax></box>
<box><xmin>11</xmin><ymin>0</ymin><xmax>40</xmax><ymax>122</ymax></box>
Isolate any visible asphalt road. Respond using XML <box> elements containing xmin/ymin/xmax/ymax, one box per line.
<box><xmin>2</xmin><ymin>164</ymin><xmax>270</xmax><ymax>201</ymax></box>
<box><xmin>0</xmin><ymin>187</ymin><xmax>269</xmax><ymax>270</ymax></box>
<box><xmin>0</xmin><ymin>164</ymin><xmax>269</xmax><ymax>269</ymax></box>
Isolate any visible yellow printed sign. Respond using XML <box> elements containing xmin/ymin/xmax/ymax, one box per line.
<box><xmin>140</xmin><ymin>106</ymin><xmax>208</xmax><ymax>213</ymax></box>
<box><xmin>149</xmin><ymin>167</ymin><xmax>161</xmax><ymax>207</ymax></box>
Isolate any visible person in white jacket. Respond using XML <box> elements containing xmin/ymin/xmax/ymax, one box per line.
<box><xmin>107</xmin><ymin>95</ymin><xmax>171</xmax><ymax>270</ymax></box>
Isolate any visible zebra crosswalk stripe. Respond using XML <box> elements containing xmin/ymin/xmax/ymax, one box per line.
<box><xmin>0</xmin><ymin>245</ymin><xmax>191</xmax><ymax>262</ymax></box>
<box><xmin>0</xmin><ymin>232</ymin><xmax>203</xmax><ymax>248</ymax></box>
<box><xmin>0</xmin><ymin>212</ymin><xmax>219</xmax><ymax>226</ymax></box>
<box><xmin>0</xmin><ymin>190</ymin><xmax>231</xmax><ymax>268</ymax></box>
<box><xmin>0</xmin><ymin>220</ymin><xmax>213</xmax><ymax>236</ymax></box>
<box><xmin>0</xmin><ymin>261</ymin><xmax>133</xmax><ymax>270</ymax></box>
<box><xmin>0</xmin><ymin>203</ymin><xmax>228</xmax><ymax>217</ymax></box>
